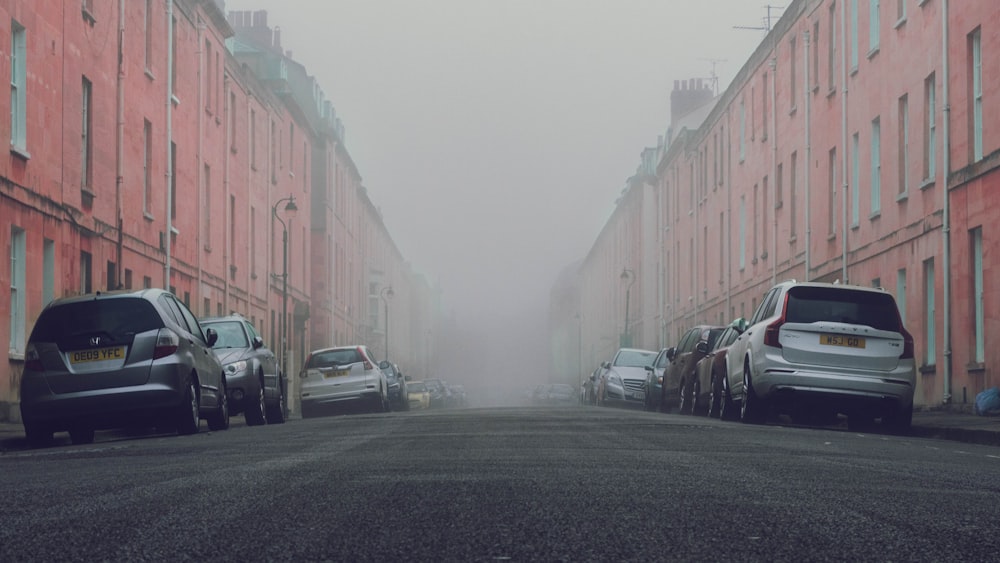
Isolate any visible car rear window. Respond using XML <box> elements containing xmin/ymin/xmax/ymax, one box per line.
<box><xmin>784</xmin><ymin>287</ymin><xmax>901</xmax><ymax>332</ymax></box>
<box><xmin>30</xmin><ymin>298</ymin><xmax>162</xmax><ymax>342</ymax></box>
<box><xmin>306</xmin><ymin>348</ymin><xmax>362</xmax><ymax>368</ymax></box>
<box><xmin>205</xmin><ymin>321</ymin><xmax>249</xmax><ymax>349</ymax></box>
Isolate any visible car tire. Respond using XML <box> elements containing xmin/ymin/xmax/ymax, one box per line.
<box><xmin>207</xmin><ymin>382</ymin><xmax>230</xmax><ymax>431</ymax></box>
<box><xmin>24</xmin><ymin>423</ymin><xmax>53</xmax><ymax>448</ymax></box>
<box><xmin>265</xmin><ymin>382</ymin><xmax>286</xmax><ymax>424</ymax></box>
<box><xmin>245</xmin><ymin>375</ymin><xmax>267</xmax><ymax>426</ymax></box>
<box><xmin>883</xmin><ymin>404</ymin><xmax>912</xmax><ymax>434</ymax></box>
<box><xmin>176</xmin><ymin>378</ymin><xmax>201</xmax><ymax>436</ymax></box>
<box><xmin>740</xmin><ymin>366</ymin><xmax>767</xmax><ymax>424</ymax></box>
<box><xmin>720</xmin><ymin>376</ymin><xmax>738</xmax><ymax>421</ymax></box>
<box><xmin>707</xmin><ymin>373</ymin><xmax>722</xmax><ymax>418</ymax></box>
<box><xmin>692</xmin><ymin>380</ymin><xmax>704</xmax><ymax>416</ymax></box>
<box><xmin>679</xmin><ymin>380</ymin><xmax>692</xmax><ymax>415</ymax></box>
<box><xmin>69</xmin><ymin>426</ymin><xmax>95</xmax><ymax>445</ymax></box>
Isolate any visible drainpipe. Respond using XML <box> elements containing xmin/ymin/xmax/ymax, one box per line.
<box><xmin>115</xmin><ymin>0</ymin><xmax>125</xmax><ymax>288</ymax></box>
<box><xmin>164</xmin><ymin>0</ymin><xmax>174</xmax><ymax>289</ymax></box>
<box><xmin>804</xmin><ymin>29</ymin><xmax>812</xmax><ymax>281</ymax></box>
<box><xmin>941</xmin><ymin>0</ymin><xmax>952</xmax><ymax>404</ymax></box>
<box><xmin>196</xmin><ymin>16</ymin><xmax>205</xmax><ymax>311</ymax></box>
<box><xmin>223</xmin><ymin>76</ymin><xmax>231</xmax><ymax>314</ymax></box>
<box><xmin>840</xmin><ymin>0</ymin><xmax>849</xmax><ymax>283</ymax></box>
<box><xmin>770</xmin><ymin>56</ymin><xmax>778</xmax><ymax>287</ymax></box>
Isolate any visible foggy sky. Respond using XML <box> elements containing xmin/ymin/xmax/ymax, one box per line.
<box><xmin>225</xmin><ymin>0</ymin><xmax>769</xmax><ymax>384</ymax></box>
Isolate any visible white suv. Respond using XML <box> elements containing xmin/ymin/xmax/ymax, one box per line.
<box><xmin>722</xmin><ymin>280</ymin><xmax>915</xmax><ymax>431</ymax></box>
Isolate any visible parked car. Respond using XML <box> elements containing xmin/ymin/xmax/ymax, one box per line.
<box><xmin>691</xmin><ymin>319</ymin><xmax>747</xmax><ymax>418</ymax></box>
<box><xmin>379</xmin><ymin>361</ymin><xmax>410</xmax><ymax>411</ymax></box>
<box><xmin>424</xmin><ymin>378</ymin><xmax>452</xmax><ymax>408</ymax></box>
<box><xmin>201</xmin><ymin>314</ymin><xmax>286</xmax><ymax>425</ymax></box>
<box><xmin>724</xmin><ymin>280</ymin><xmax>916</xmax><ymax>431</ymax></box>
<box><xmin>582</xmin><ymin>366</ymin><xmax>605</xmax><ymax>406</ymax></box>
<box><xmin>448</xmin><ymin>384</ymin><xmax>468</xmax><ymax>407</ymax></box>
<box><xmin>19</xmin><ymin>288</ymin><xmax>229</xmax><ymax>446</ymax></box>
<box><xmin>299</xmin><ymin>345</ymin><xmax>388</xmax><ymax>417</ymax></box>
<box><xmin>406</xmin><ymin>380</ymin><xmax>431</xmax><ymax>410</ymax></box>
<box><xmin>597</xmin><ymin>348</ymin><xmax>658</xmax><ymax>408</ymax></box>
<box><xmin>643</xmin><ymin>348</ymin><xmax>671</xmax><ymax>411</ymax></box>
<box><xmin>660</xmin><ymin>325</ymin><xmax>725</xmax><ymax>414</ymax></box>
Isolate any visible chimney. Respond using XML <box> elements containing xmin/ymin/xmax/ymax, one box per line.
<box><xmin>670</xmin><ymin>77</ymin><xmax>714</xmax><ymax>125</ymax></box>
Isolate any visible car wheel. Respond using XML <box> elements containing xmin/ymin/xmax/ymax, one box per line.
<box><xmin>720</xmin><ymin>376</ymin><xmax>738</xmax><ymax>421</ymax></box>
<box><xmin>69</xmin><ymin>426</ymin><xmax>95</xmax><ymax>445</ymax></box>
<box><xmin>679</xmin><ymin>380</ymin><xmax>692</xmax><ymax>415</ymax></box>
<box><xmin>707</xmin><ymin>373</ymin><xmax>721</xmax><ymax>418</ymax></box>
<box><xmin>176</xmin><ymin>378</ymin><xmax>201</xmax><ymax>436</ymax></box>
<box><xmin>265</xmin><ymin>382</ymin><xmax>286</xmax><ymax>424</ymax></box>
<box><xmin>245</xmin><ymin>375</ymin><xmax>267</xmax><ymax>426</ymax></box>
<box><xmin>24</xmin><ymin>423</ymin><xmax>54</xmax><ymax>448</ymax></box>
<box><xmin>740</xmin><ymin>366</ymin><xmax>767</xmax><ymax>424</ymax></box>
<box><xmin>207</xmin><ymin>382</ymin><xmax>230</xmax><ymax>431</ymax></box>
<box><xmin>692</xmin><ymin>380</ymin><xmax>704</xmax><ymax>416</ymax></box>
<box><xmin>883</xmin><ymin>404</ymin><xmax>912</xmax><ymax>434</ymax></box>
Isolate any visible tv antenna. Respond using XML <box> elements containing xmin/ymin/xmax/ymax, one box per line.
<box><xmin>699</xmin><ymin>58</ymin><xmax>727</xmax><ymax>96</ymax></box>
<box><xmin>733</xmin><ymin>4</ymin><xmax>785</xmax><ymax>34</ymax></box>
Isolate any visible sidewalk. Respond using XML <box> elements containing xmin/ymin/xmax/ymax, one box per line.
<box><xmin>1</xmin><ymin>407</ymin><xmax>999</xmax><ymax>451</ymax></box>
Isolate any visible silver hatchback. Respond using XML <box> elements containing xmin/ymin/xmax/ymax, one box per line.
<box><xmin>19</xmin><ymin>289</ymin><xmax>229</xmax><ymax>446</ymax></box>
<box><xmin>299</xmin><ymin>345</ymin><xmax>388</xmax><ymax>417</ymax></box>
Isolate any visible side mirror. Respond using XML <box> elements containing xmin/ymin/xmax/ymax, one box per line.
<box><xmin>378</xmin><ymin>360</ymin><xmax>390</xmax><ymax>370</ymax></box>
<box><xmin>732</xmin><ymin>317</ymin><xmax>749</xmax><ymax>334</ymax></box>
<box><xmin>404</xmin><ymin>375</ymin><xmax>411</xmax><ymax>381</ymax></box>
<box><xmin>252</xmin><ymin>336</ymin><xmax>264</xmax><ymax>350</ymax></box>
<box><xmin>695</xmin><ymin>341</ymin><xmax>709</xmax><ymax>354</ymax></box>
<box><xmin>644</xmin><ymin>365</ymin><xmax>654</xmax><ymax>372</ymax></box>
<box><xmin>601</xmin><ymin>361</ymin><xmax>610</xmax><ymax>370</ymax></box>
<box><xmin>665</xmin><ymin>347</ymin><xmax>676</xmax><ymax>361</ymax></box>
<box><xmin>205</xmin><ymin>327</ymin><xmax>218</xmax><ymax>347</ymax></box>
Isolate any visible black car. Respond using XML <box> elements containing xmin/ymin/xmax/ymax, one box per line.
<box><xmin>201</xmin><ymin>314</ymin><xmax>286</xmax><ymax>425</ymax></box>
<box><xmin>379</xmin><ymin>361</ymin><xmax>410</xmax><ymax>411</ymax></box>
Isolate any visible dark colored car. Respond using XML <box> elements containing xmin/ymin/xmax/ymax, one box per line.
<box><xmin>691</xmin><ymin>319</ymin><xmax>747</xmax><ymax>418</ymax></box>
<box><xmin>643</xmin><ymin>348</ymin><xmax>671</xmax><ymax>411</ymax></box>
<box><xmin>19</xmin><ymin>288</ymin><xmax>229</xmax><ymax>446</ymax></box>
<box><xmin>201</xmin><ymin>314</ymin><xmax>286</xmax><ymax>425</ymax></box>
<box><xmin>660</xmin><ymin>325</ymin><xmax>725</xmax><ymax>414</ymax></box>
<box><xmin>582</xmin><ymin>366</ymin><xmax>605</xmax><ymax>406</ymax></box>
<box><xmin>379</xmin><ymin>361</ymin><xmax>410</xmax><ymax>411</ymax></box>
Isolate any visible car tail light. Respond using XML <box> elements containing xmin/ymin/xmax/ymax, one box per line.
<box><xmin>24</xmin><ymin>344</ymin><xmax>43</xmax><ymax>371</ymax></box>
<box><xmin>153</xmin><ymin>328</ymin><xmax>180</xmax><ymax>360</ymax></box>
<box><xmin>763</xmin><ymin>295</ymin><xmax>788</xmax><ymax>349</ymax></box>
<box><xmin>900</xmin><ymin>326</ymin><xmax>915</xmax><ymax>359</ymax></box>
<box><xmin>358</xmin><ymin>346</ymin><xmax>373</xmax><ymax>371</ymax></box>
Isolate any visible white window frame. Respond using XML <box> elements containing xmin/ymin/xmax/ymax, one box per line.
<box><xmin>898</xmin><ymin>94</ymin><xmax>909</xmax><ymax>196</ymax></box>
<box><xmin>9</xmin><ymin>227</ymin><xmax>27</xmax><ymax>356</ymax></box>
<box><xmin>925</xmin><ymin>74</ymin><xmax>936</xmax><ymax>181</ymax></box>
<box><xmin>851</xmin><ymin>132</ymin><xmax>860</xmax><ymax>226</ymax></box>
<box><xmin>924</xmin><ymin>258</ymin><xmax>935</xmax><ymax>366</ymax></box>
<box><xmin>81</xmin><ymin>77</ymin><xmax>92</xmax><ymax>190</ymax></box>
<box><xmin>972</xmin><ymin>29</ymin><xmax>983</xmax><ymax>161</ymax></box>
<box><xmin>143</xmin><ymin>120</ymin><xmax>152</xmax><ymax>216</ymax></box>
<box><xmin>10</xmin><ymin>20</ymin><xmax>28</xmax><ymax>153</ymax></box>
<box><xmin>850</xmin><ymin>0</ymin><xmax>859</xmax><ymax>70</ymax></box>
<box><xmin>896</xmin><ymin>267</ymin><xmax>907</xmax><ymax>330</ymax></box>
<box><xmin>869</xmin><ymin>0</ymin><xmax>880</xmax><ymax>54</ymax></box>
<box><xmin>739</xmin><ymin>197</ymin><xmax>747</xmax><ymax>269</ymax></box>
<box><xmin>43</xmin><ymin>238</ymin><xmax>55</xmax><ymax>305</ymax></box>
<box><xmin>871</xmin><ymin>117</ymin><xmax>881</xmax><ymax>216</ymax></box>
<box><xmin>739</xmin><ymin>98</ymin><xmax>746</xmax><ymax>162</ymax></box>
<box><xmin>972</xmin><ymin>228</ymin><xmax>984</xmax><ymax>363</ymax></box>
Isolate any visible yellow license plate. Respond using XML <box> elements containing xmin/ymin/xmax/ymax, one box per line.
<box><xmin>69</xmin><ymin>346</ymin><xmax>126</xmax><ymax>364</ymax></box>
<box><xmin>819</xmin><ymin>334</ymin><xmax>866</xmax><ymax>349</ymax></box>
<box><xmin>324</xmin><ymin>369</ymin><xmax>349</xmax><ymax>379</ymax></box>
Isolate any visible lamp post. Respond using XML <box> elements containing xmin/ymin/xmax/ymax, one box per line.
<box><xmin>272</xmin><ymin>196</ymin><xmax>298</xmax><ymax>382</ymax></box>
<box><xmin>380</xmin><ymin>285</ymin><xmax>394</xmax><ymax>361</ymax></box>
<box><xmin>620</xmin><ymin>268</ymin><xmax>635</xmax><ymax>347</ymax></box>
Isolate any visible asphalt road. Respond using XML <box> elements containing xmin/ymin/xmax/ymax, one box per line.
<box><xmin>2</xmin><ymin>405</ymin><xmax>999</xmax><ymax>562</ymax></box>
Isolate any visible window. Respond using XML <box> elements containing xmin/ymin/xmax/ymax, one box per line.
<box><xmin>144</xmin><ymin>0</ymin><xmax>153</xmax><ymax>71</ymax></box>
<box><xmin>124</xmin><ymin>268</ymin><xmax>132</xmax><ymax>290</ymax></box>
<box><xmin>106</xmin><ymin>260</ymin><xmax>116</xmax><ymax>291</ymax></box>
<box><xmin>43</xmin><ymin>238</ymin><xmax>54</xmax><ymax>305</ymax></box>
<box><xmin>789</xmin><ymin>37</ymin><xmax>797</xmax><ymax>111</ymax></box>
<box><xmin>251</xmin><ymin>206</ymin><xmax>257</xmax><ymax>276</ymax></box>
<box><xmin>719</xmin><ymin>126</ymin><xmax>725</xmax><ymax>185</ymax></box>
<box><xmin>250</xmin><ymin>108</ymin><xmax>257</xmax><ymax>165</ymax></box>
<box><xmin>896</xmin><ymin>267</ymin><xmax>907</xmax><ymax>329</ymax></box>
<box><xmin>143</xmin><ymin>120</ymin><xmax>153</xmax><ymax>215</ymax></box>
<box><xmin>898</xmin><ymin>94</ymin><xmax>908</xmax><ymax>196</ymax></box>
<box><xmin>871</xmin><ymin>117</ymin><xmax>881</xmax><ymax>216</ymax></box>
<box><xmin>812</xmin><ymin>21</ymin><xmax>820</xmax><ymax>91</ymax></box>
<box><xmin>82</xmin><ymin>0</ymin><xmax>96</xmax><ymax>24</ymax></box>
<box><xmin>828</xmin><ymin>1</ymin><xmax>837</xmax><ymax>91</ymax></box>
<box><xmin>170</xmin><ymin>142</ymin><xmax>177</xmax><ymax>222</ymax></box>
<box><xmin>739</xmin><ymin>98</ymin><xmax>746</xmax><ymax>161</ymax></box>
<box><xmin>204</xmin><ymin>164</ymin><xmax>212</xmax><ymax>249</ymax></box>
<box><xmin>170</xmin><ymin>16</ymin><xmax>177</xmax><ymax>97</ymax></box>
<box><xmin>204</xmin><ymin>39</ymin><xmax>212</xmax><ymax>112</ymax></box>
<box><xmin>739</xmin><ymin>196</ymin><xmax>746</xmax><ymax>269</ymax></box>
<box><xmin>81</xmin><ymin>77</ymin><xmax>93</xmax><ymax>191</ymax></box>
<box><xmin>270</xmin><ymin>120</ymin><xmax>277</xmax><ymax>184</ymax></box>
<box><xmin>923</xmin><ymin>258</ymin><xmax>935</xmax><ymax>366</ymax></box>
<box><xmin>776</xmin><ymin>162</ymin><xmax>784</xmax><ymax>209</ymax></box>
<box><xmin>10</xmin><ymin>19</ymin><xmax>27</xmax><ymax>152</ymax></box>
<box><xmin>719</xmin><ymin>212</ymin><xmax>724</xmax><ymax>278</ymax></box>
<box><xmin>869</xmin><ymin>0</ymin><xmax>880</xmax><ymax>54</ymax></box>
<box><xmin>969</xmin><ymin>28</ymin><xmax>983</xmax><ymax>162</ymax></box>
<box><xmin>791</xmin><ymin>152</ymin><xmax>799</xmax><ymax>236</ymax></box>
<box><xmin>229</xmin><ymin>195</ymin><xmax>236</xmax><ymax>275</ymax></box>
<box><xmin>9</xmin><ymin>227</ymin><xmax>26</xmax><ymax>355</ymax></box>
<box><xmin>851</xmin><ymin>132</ymin><xmax>860</xmax><ymax>226</ymax></box>
<box><xmin>923</xmin><ymin>73</ymin><xmax>936</xmax><ymax>181</ymax></box>
<box><xmin>753</xmin><ymin>184</ymin><xmax>759</xmax><ymax>262</ymax></box>
<box><xmin>229</xmin><ymin>92</ymin><xmax>238</xmax><ymax>152</ymax></box>
<box><xmin>829</xmin><ymin>147</ymin><xmax>837</xmax><ymax>236</ymax></box>
<box><xmin>762</xmin><ymin>72</ymin><xmax>769</xmax><ymax>138</ymax></box>
<box><xmin>762</xmin><ymin>177</ymin><xmax>768</xmax><ymax>258</ymax></box>
<box><xmin>80</xmin><ymin>251</ymin><xmax>93</xmax><ymax>294</ymax></box>
<box><xmin>850</xmin><ymin>0</ymin><xmax>859</xmax><ymax>69</ymax></box>
<box><xmin>896</xmin><ymin>0</ymin><xmax>906</xmax><ymax>23</ymax></box>
<box><xmin>971</xmin><ymin>228</ymin><xmax>984</xmax><ymax>363</ymax></box>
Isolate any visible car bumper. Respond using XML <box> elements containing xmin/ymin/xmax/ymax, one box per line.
<box><xmin>300</xmin><ymin>389</ymin><xmax>382</xmax><ymax>414</ymax></box>
<box><xmin>603</xmin><ymin>381</ymin><xmax>646</xmax><ymax>406</ymax></box>
<box><xmin>752</xmin><ymin>364</ymin><xmax>916</xmax><ymax>415</ymax></box>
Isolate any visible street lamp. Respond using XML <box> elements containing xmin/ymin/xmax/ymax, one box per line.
<box><xmin>272</xmin><ymin>196</ymin><xmax>298</xmax><ymax>382</ymax></box>
<box><xmin>620</xmin><ymin>268</ymin><xmax>635</xmax><ymax>347</ymax></box>
<box><xmin>380</xmin><ymin>285</ymin><xmax>394</xmax><ymax>361</ymax></box>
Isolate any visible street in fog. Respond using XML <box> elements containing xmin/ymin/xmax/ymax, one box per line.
<box><xmin>2</xmin><ymin>406</ymin><xmax>998</xmax><ymax>561</ymax></box>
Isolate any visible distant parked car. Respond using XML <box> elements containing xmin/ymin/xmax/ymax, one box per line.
<box><xmin>299</xmin><ymin>345</ymin><xmax>388</xmax><ymax>417</ymax></box>
<box><xmin>660</xmin><ymin>325</ymin><xmax>725</xmax><ymax>414</ymax></box>
<box><xmin>448</xmin><ymin>384</ymin><xmax>468</xmax><ymax>407</ymax></box>
<box><xmin>406</xmin><ymin>380</ymin><xmax>431</xmax><ymax>410</ymax></box>
<box><xmin>20</xmin><ymin>288</ymin><xmax>230</xmax><ymax>446</ymax></box>
<box><xmin>643</xmin><ymin>348</ymin><xmax>671</xmax><ymax>412</ymax></box>
<box><xmin>201</xmin><ymin>314</ymin><xmax>286</xmax><ymax>425</ymax></box>
<box><xmin>379</xmin><ymin>361</ymin><xmax>409</xmax><ymax>411</ymax></box>
<box><xmin>598</xmin><ymin>348</ymin><xmax>658</xmax><ymax>408</ymax></box>
<box><xmin>724</xmin><ymin>280</ymin><xmax>916</xmax><ymax>431</ymax></box>
<box><xmin>424</xmin><ymin>378</ymin><xmax>451</xmax><ymax>408</ymax></box>
<box><xmin>691</xmin><ymin>319</ymin><xmax>747</xmax><ymax>418</ymax></box>
<box><xmin>582</xmin><ymin>366</ymin><xmax>605</xmax><ymax>406</ymax></box>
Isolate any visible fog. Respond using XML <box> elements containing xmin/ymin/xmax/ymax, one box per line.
<box><xmin>225</xmin><ymin>0</ymin><xmax>769</xmax><ymax>400</ymax></box>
